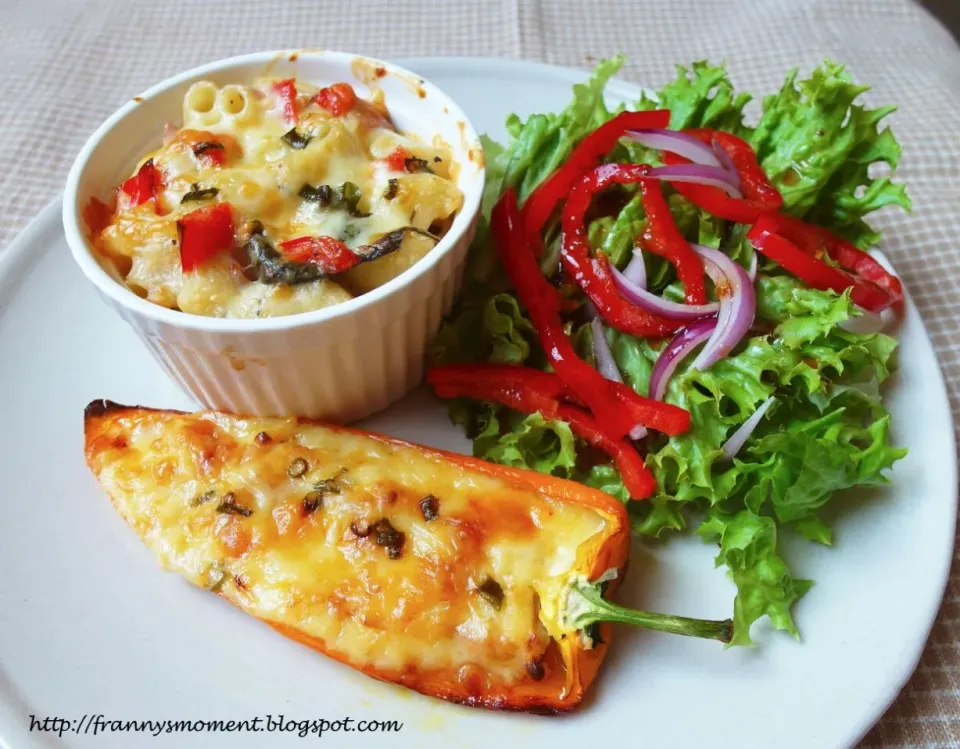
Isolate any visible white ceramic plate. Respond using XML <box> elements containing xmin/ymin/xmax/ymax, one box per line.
<box><xmin>0</xmin><ymin>58</ymin><xmax>954</xmax><ymax>749</ymax></box>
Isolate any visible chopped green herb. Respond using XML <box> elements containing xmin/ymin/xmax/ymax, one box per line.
<box><xmin>383</xmin><ymin>178</ymin><xmax>399</xmax><ymax>200</ymax></box>
<box><xmin>301</xmin><ymin>490</ymin><xmax>323</xmax><ymax>515</ymax></box>
<box><xmin>404</xmin><ymin>156</ymin><xmax>433</xmax><ymax>174</ymax></box>
<box><xmin>215</xmin><ymin>492</ymin><xmax>252</xmax><ymax>517</ymax></box>
<box><xmin>180</xmin><ymin>184</ymin><xmax>219</xmax><ymax>203</ymax></box>
<box><xmin>192</xmin><ymin>141</ymin><xmax>225</xmax><ymax>157</ymax></box>
<box><xmin>205</xmin><ymin>565</ymin><xmax>228</xmax><ymax>592</ymax></box>
<box><xmin>191</xmin><ymin>490</ymin><xmax>216</xmax><ymax>507</ymax></box>
<box><xmin>419</xmin><ymin>494</ymin><xmax>439</xmax><ymax>521</ymax></box>
<box><xmin>372</xmin><ymin>518</ymin><xmax>405</xmax><ymax>559</ymax></box>
<box><xmin>477</xmin><ymin>577</ymin><xmax>504</xmax><ymax>610</ymax></box>
<box><xmin>339</xmin><ymin>223</ymin><xmax>361</xmax><ymax>242</ymax></box>
<box><xmin>287</xmin><ymin>457</ymin><xmax>309</xmax><ymax>478</ymax></box>
<box><xmin>338</xmin><ymin>181</ymin><xmax>369</xmax><ymax>217</ymax></box>
<box><xmin>282</xmin><ymin>128</ymin><xmax>312</xmax><ymax>150</ymax></box>
<box><xmin>314</xmin><ymin>468</ymin><xmax>347</xmax><ymax>496</ymax></box>
<box><xmin>299</xmin><ymin>184</ymin><xmax>333</xmax><ymax>206</ymax></box>
<box><xmin>299</xmin><ymin>181</ymin><xmax>369</xmax><ymax>217</ymax></box>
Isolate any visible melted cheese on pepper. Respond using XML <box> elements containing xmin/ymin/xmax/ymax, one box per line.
<box><xmin>86</xmin><ymin>409</ymin><xmax>609</xmax><ymax>687</ymax></box>
<box><xmin>90</xmin><ymin>77</ymin><xmax>463</xmax><ymax>318</ymax></box>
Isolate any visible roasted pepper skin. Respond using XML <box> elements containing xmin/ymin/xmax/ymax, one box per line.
<box><xmin>83</xmin><ymin>400</ymin><xmax>631</xmax><ymax>713</ymax></box>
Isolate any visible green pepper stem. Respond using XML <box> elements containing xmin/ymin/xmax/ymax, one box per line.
<box><xmin>566</xmin><ymin>579</ymin><xmax>733</xmax><ymax>644</ymax></box>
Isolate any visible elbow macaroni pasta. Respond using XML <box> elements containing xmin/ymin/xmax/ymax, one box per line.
<box><xmin>87</xmin><ymin>76</ymin><xmax>464</xmax><ymax>319</ymax></box>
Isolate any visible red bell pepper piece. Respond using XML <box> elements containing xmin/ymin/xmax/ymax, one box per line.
<box><xmin>272</xmin><ymin>79</ymin><xmax>299</xmax><ymax>124</ymax></box>
<box><xmin>429</xmin><ymin>364</ymin><xmax>689</xmax><ymax>436</ymax></box>
<box><xmin>278</xmin><ymin>236</ymin><xmax>360</xmax><ymax>274</ymax></box>
<box><xmin>176</xmin><ymin>203</ymin><xmax>236</xmax><ymax>272</ymax></box>
<box><xmin>83</xmin><ymin>197</ymin><xmax>113</xmax><ymax>235</ymax></box>
<box><xmin>119</xmin><ymin>159</ymin><xmax>161</xmax><ymax>208</ymax></box>
<box><xmin>748</xmin><ymin>215</ymin><xmax>895</xmax><ymax>312</ymax></box>
<box><xmin>521</xmin><ymin>109</ymin><xmax>671</xmax><ymax>257</ymax></box>
<box><xmin>427</xmin><ymin>367</ymin><xmax>656</xmax><ymax>499</ymax></box>
<box><xmin>755</xmin><ymin>212</ymin><xmax>903</xmax><ymax>313</ymax></box>
<box><xmin>383</xmin><ymin>146</ymin><xmax>412</xmax><ymax>172</ymax></box>
<box><xmin>315</xmin><ymin>82</ymin><xmax>357</xmax><ymax>117</ymax></box>
<box><xmin>662</xmin><ymin>128</ymin><xmax>782</xmax><ymax>224</ymax></box>
<box><xmin>493</xmin><ymin>189</ymin><xmax>639</xmax><ymax>438</ymax></box>
<box><xmin>559</xmin><ymin>163</ymin><xmax>703</xmax><ymax>337</ymax></box>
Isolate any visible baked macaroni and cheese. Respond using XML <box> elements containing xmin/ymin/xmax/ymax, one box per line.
<box><xmin>84</xmin><ymin>77</ymin><xmax>464</xmax><ymax>318</ymax></box>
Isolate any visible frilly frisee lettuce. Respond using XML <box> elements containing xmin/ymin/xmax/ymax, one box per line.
<box><xmin>430</xmin><ymin>56</ymin><xmax>908</xmax><ymax>645</ymax></box>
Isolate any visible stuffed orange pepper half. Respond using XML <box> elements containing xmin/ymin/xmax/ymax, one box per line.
<box><xmin>84</xmin><ymin>400</ymin><xmax>731</xmax><ymax>713</ymax></box>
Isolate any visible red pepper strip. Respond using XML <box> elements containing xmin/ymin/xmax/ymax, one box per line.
<box><xmin>429</xmin><ymin>364</ymin><xmax>571</xmax><ymax>401</ymax></box>
<box><xmin>493</xmin><ymin>189</ymin><xmax>637</xmax><ymax>438</ymax></box>
<box><xmin>559</xmin><ymin>163</ymin><xmax>700</xmax><ymax>336</ymax></box>
<box><xmin>755</xmin><ymin>212</ymin><xmax>904</xmax><ymax>313</ymax></box>
<box><xmin>427</xmin><ymin>372</ymin><xmax>656</xmax><ymax>499</ymax></box>
<box><xmin>315</xmin><ymin>82</ymin><xmax>357</xmax><ymax>116</ymax></box>
<box><xmin>556</xmin><ymin>404</ymin><xmax>656</xmax><ymax>499</ymax></box>
<box><xmin>278</xmin><ymin>236</ymin><xmax>360</xmax><ymax>274</ymax></box>
<box><xmin>748</xmin><ymin>216</ymin><xmax>894</xmax><ymax>312</ymax></box>
<box><xmin>429</xmin><ymin>363</ymin><xmax>690</xmax><ymax>436</ymax></box>
<box><xmin>521</xmin><ymin>109</ymin><xmax>671</xmax><ymax>257</ymax></box>
<box><xmin>710</xmin><ymin>131</ymin><xmax>783</xmax><ymax>211</ymax></box>
<box><xmin>662</xmin><ymin>128</ymin><xmax>782</xmax><ymax>224</ymax></box>
<box><xmin>177</xmin><ymin>203</ymin><xmax>236</xmax><ymax>272</ymax></box>
<box><xmin>119</xmin><ymin>159</ymin><xmax>161</xmax><ymax>208</ymax></box>
<box><xmin>272</xmin><ymin>79</ymin><xmax>298</xmax><ymax>124</ymax></box>
<box><xmin>636</xmin><ymin>170</ymin><xmax>707</xmax><ymax>304</ymax></box>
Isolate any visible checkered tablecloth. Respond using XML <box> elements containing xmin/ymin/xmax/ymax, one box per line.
<box><xmin>1</xmin><ymin>0</ymin><xmax>958</xmax><ymax>744</ymax></box>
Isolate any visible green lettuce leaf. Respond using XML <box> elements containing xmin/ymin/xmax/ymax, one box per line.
<box><xmin>637</xmin><ymin>61</ymin><xmax>751</xmax><ymax>133</ymax></box>
<box><xmin>750</xmin><ymin>61</ymin><xmax>911</xmax><ymax>247</ymax></box>
<box><xmin>738</xmin><ymin>411</ymin><xmax>906</xmax><ymax>525</ymax></box>
<box><xmin>431</xmin><ymin>290</ymin><xmax>537</xmax><ymax>366</ymax></box>
<box><xmin>474</xmin><ymin>410</ymin><xmax>578</xmax><ymax>478</ymax></box>
<box><xmin>499</xmin><ymin>55</ymin><xmax>625</xmax><ymax>203</ymax></box>
<box><xmin>699</xmin><ymin>509</ymin><xmax>813</xmax><ymax>645</ymax></box>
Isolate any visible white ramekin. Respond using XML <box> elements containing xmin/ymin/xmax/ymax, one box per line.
<box><xmin>63</xmin><ymin>50</ymin><xmax>484</xmax><ymax>422</ymax></box>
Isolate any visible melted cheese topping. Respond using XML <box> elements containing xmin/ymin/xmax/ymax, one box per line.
<box><xmin>87</xmin><ymin>410</ymin><xmax>609</xmax><ymax>687</ymax></box>
<box><xmin>90</xmin><ymin>77</ymin><xmax>463</xmax><ymax>318</ymax></box>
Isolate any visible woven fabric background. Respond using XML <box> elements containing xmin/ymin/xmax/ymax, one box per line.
<box><xmin>0</xmin><ymin>0</ymin><xmax>958</xmax><ymax>744</ymax></box>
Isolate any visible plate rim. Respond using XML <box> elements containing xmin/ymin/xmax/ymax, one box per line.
<box><xmin>0</xmin><ymin>56</ymin><xmax>956</xmax><ymax>749</ymax></box>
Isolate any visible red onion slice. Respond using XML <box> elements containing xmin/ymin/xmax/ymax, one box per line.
<box><xmin>625</xmin><ymin>129</ymin><xmax>723</xmax><ymax>168</ymax></box>
<box><xmin>648</xmin><ymin>316</ymin><xmax>718</xmax><ymax>401</ymax></box>
<box><xmin>590</xmin><ymin>318</ymin><xmax>623</xmax><ymax>383</ymax></box>
<box><xmin>712</xmin><ymin>137</ymin><xmax>742</xmax><ymax>192</ymax></box>
<box><xmin>623</xmin><ymin>250</ymin><xmax>647</xmax><ymax>288</ymax></box>
<box><xmin>721</xmin><ymin>396</ymin><xmax>776</xmax><ymax>460</ymax></box>
<box><xmin>590</xmin><ymin>318</ymin><xmax>647</xmax><ymax>440</ymax></box>
<box><xmin>647</xmin><ymin>164</ymin><xmax>743</xmax><ymax>198</ymax></box>
<box><xmin>611</xmin><ymin>264</ymin><xmax>719</xmax><ymax>321</ymax></box>
<box><xmin>690</xmin><ymin>245</ymin><xmax>756</xmax><ymax>371</ymax></box>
